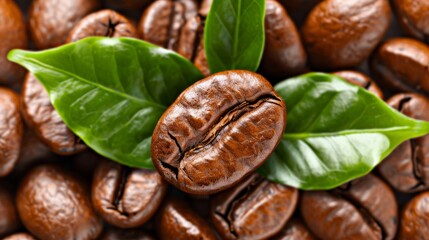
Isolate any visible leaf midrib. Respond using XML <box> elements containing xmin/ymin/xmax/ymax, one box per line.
<box><xmin>282</xmin><ymin>126</ymin><xmax>415</xmax><ymax>140</ymax></box>
<box><xmin>20</xmin><ymin>56</ymin><xmax>167</xmax><ymax>111</ymax></box>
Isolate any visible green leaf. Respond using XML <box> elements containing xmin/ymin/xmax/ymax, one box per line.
<box><xmin>204</xmin><ymin>0</ymin><xmax>265</xmax><ymax>73</ymax></box>
<box><xmin>259</xmin><ymin>73</ymin><xmax>429</xmax><ymax>190</ymax></box>
<box><xmin>8</xmin><ymin>37</ymin><xmax>203</xmax><ymax>169</ymax></box>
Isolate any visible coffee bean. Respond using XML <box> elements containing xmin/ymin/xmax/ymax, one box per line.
<box><xmin>29</xmin><ymin>0</ymin><xmax>100</xmax><ymax>49</ymax></box>
<box><xmin>210</xmin><ymin>173</ymin><xmax>298</xmax><ymax>240</ymax></box>
<box><xmin>156</xmin><ymin>198</ymin><xmax>218</xmax><ymax>240</ymax></box>
<box><xmin>151</xmin><ymin>70</ymin><xmax>286</xmax><ymax>194</ymax></box>
<box><xmin>370</xmin><ymin>38</ymin><xmax>429</xmax><ymax>94</ymax></box>
<box><xmin>271</xmin><ymin>217</ymin><xmax>316</xmax><ymax>240</ymax></box>
<box><xmin>92</xmin><ymin>160</ymin><xmax>167</xmax><ymax>228</ymax></box>
<box><xmin>17</xmin><ymin>165</ymin><xmax>103</xmax><ymax>240</ymax></box>
<box><xmin>99</xmin><ymin>227</ymin><xmax>155</xmax><ymax>240</ymax></box>
<box><xmin>301</xmin><ymin>174</ymin><xmax>398</xmax><ymax>240</ymax></box>
<box><xmin>0</xmin><ymin>187</ymin><xmax>20</xmax><ymax>237</ymax></box>
<box><xmin>0</xmin><ymin>0</ymin><xmax>27</xmax><ymax>85</ymax></box>
<box><xmin>302</xmin><ymin>0</ymin><xmax>391</xmax><ymax>70</ymax></box>
<box><xmin>333</xmin><ymin>70</ymin><xmax>384</xmax><ymax>99</ymax></box>
<box><xmin>2</xmin><ymin>233</ymin><xmax>35</xmax><ymax>240</ymax></box>
<box><xmin>378</xmin><ymin>93</ymin><xmax>429</xmax><ymax>192</ymax></box>
<box><xmin>0</xmin><ymin>88</ymin><xmax>23</xmax><ymax>177</ymax></box>
<box><xmin>260</xmin><ymin>0</ymin><xmax>307</xmax><ymax>79</ymax></box>
<box><xmin>398</xmin><ymin>191</ymin><xmax>429</xmax><ymax>239</ymax></box>
<box><xmin>394</xmin><ymin>0</ymin><xmax>429</xmax><ymax>43</ymax></box>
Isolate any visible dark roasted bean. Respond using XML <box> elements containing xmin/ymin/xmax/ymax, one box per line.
<box><xmin>2</xmin><ymin>233</ymin><xmax>36</xmax><ymax>240</ymax></box>
<box><xmin>398</xmin><ymin>191</ymin><xmax>429</xmax><ymax>240</ymax></box>
<box><xmin>210</xmin><ymin>173</ymin><xmax>298</xmax><ymax>240</ymax></box>
<box><xmin>271</xmin><ymin>217</ymin><xmax>316</xmax><ymax>240</ymax></box>
<box><xmin>378</xmin><ymin>93</ymin><xmax>429</xmax><ymax>192</ymax></box>
<box><xmin>92</xmin><ymin>160</ymin><xmax>167</xmax><ymax>228</ymax></box>
<box><xmin>394</xmin><ymin>0</ymin><xmax>429</xmax><ymax>43</ymax></box>
<box><xmin>301</xmin><ymin>174</ymin><xmax>398</xmax><ymax>240</ymax></box>
<box><xmin>0</xmin><ymin>187</ymin><xmax>20</xmax><ymax>237</ymax></box>
<box><xmin>151</xmin><ymin>70</ymin><xmax>286</xmax><ymax>194</ymax></box>
<box><xmin>333</xmin><ymin>70</ymin><xmax>384</xmax><ymax>99</ymax></box>
<box><xmin>99</xmin><ymin>227</ymin><xmax>155</xmax><ymax>240</ymax></box>
<box><xmin>17</xmin><ymin>165</ymin><xmax>103</xmax><ymax>240</ymax></box>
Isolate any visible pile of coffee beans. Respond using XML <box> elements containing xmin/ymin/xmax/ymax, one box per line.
<box><xmin>1</xmin><ymin>0</ymin><xmax>429</xmax><ymax>239</ymax></box>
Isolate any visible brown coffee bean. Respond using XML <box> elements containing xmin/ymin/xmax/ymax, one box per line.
<box><xmin>67</xmin><ymin>9</ymin><xmax>139</xmax><ymax>42</ymax></box>
<box><xmin>21</xmin><ymin>73</ymin><xmax>86</xmax><ymax>155</ymax></box>
<box><xmin>271</xmin><ymin>217</ymin><xmax>316</xmax><ymax>240</ymax></box>
<box><xmin>177</xmin><ymin>16</ymin><xmax>209</xmax><ymax>76</ymax></box>
<box><xmin>0</xmin><ymin>88</ymin><xmax>23</xmax><ymax>177</ymax></box>
<box><xmin>92</xmin><ymin>160</ymin><xmax>167</xmax><ymax>228</ymax></box>
<box><xmin>151</xmin><ymin>70</ymin><xmax>286</xmax><ymax>194</ymax></box>
<box><xmin>29</xmin><ymin>0</ymin><xmax>100</xmax><ymax>49</ymax></box>
<box><xmin>138</xmin><ymin>0</ymin><xmax>198</xmax><ymax>51</ymax></box>
<box><xmin>370</xmin><ymin>38</ymin><xmax>429</xmax><ymax>94</ymax></box>
<box><xmin>2</xmin><ymin>233</ymin><xmax>35</xmax><ymax>240</ymax></box>
<box><xmin>99</xmin><ymin>227</ymin><xmax>155</xmax><ymax>240</ymax></box>
<box><xmin>199</xmin><ymin>0</ymin><xmax>212</xmax><ymax>17</ymax></box>
<box><xmin>156</xmin><ymin>198</ymin><xmax>217</xmax><ymax>240</ymax></box>
<box><xmin>260</xmin><ymin>0</ymin><xmax>307</xmax><ymax>79</ymax></box>
<box><xmin>0</xmin><ymin>0</ymin><xmax>27</xmax><ymax>86</ymax></box>
<box><xmin>210</xmin><ymin>173</ymin><xmax>298</xmax><ymax>240</ymax></box>
<box><xmin>0</xmin><ymin>187</ymin><xmax>20</xmax><ymax>237</ymax></box>
<box><xmin>17</xmin><ymin>165</ymin><xmax>103</xmax><ymax>240</ymax></box>
<box><xmin>333</xmin><ymin>70</ymin><xmax>384</xmax><ymax>99</ymax></box>
<box><xmin>394</xmin><ymin>0</ymin><xmax>429</xmax><ymax>43</ymax></box>
<box><xmin>378</xmin><ymin>93</ymin><xmax>429</xmax><ymax>192</ymax></box>
<box><xmin>398</xmin><ymin>191</ymin><xmax>429</xmax><ymax>240</ymax></box>
<box><xmin>302</xmin><ymin>0</ymin><xmax>391</xmax><ymax>70</ymax></box>
<box><xmin>301</xmin><ymin>174</ymin><xmax>398</xmax><ymax>240</ymax></box>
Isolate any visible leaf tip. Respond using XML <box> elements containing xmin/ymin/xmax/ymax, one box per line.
<box><xmin>7</xmin><ymin>49</ymin><xmax>28</xmax><ymax>64</ymax></box>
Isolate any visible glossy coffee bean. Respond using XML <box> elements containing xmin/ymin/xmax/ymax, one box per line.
<box><xmin>17</xmin><ymin>165</ymin><xmax>103</xmax><ymax>240</ymax></box>
<box><xmin>394</xmin><ymin>0</ymin><xmax>429</xmax><ymax>43</ymax></box>
<box><xmin>92</xmin><ymin>160</ymin><xmax>167</xmax><ymax>228</ymax></box>
<box><xmin>378</xmin><ymin>93</ymin><xmax>429</xmax><ymax>192</ymax></box>
<box><xmin>67</xmin><ymin>9</ymin><xmax>139</xmax><ymax>42</ymax></box>
<box><xmin>0</xmin><ymin>0</ymin><xmax>27</xmax><ymax>85</ymax></box>
<box><xmin>333</xmin><ymin>70</ymin><xmax>384</xmax><ymax>99</ymax></box>
<box><xmin>139</xmin><ymin>0</ymin><xmax>198</xmax><ymax>50</ymax></box>
<box><xmin>156</xmin><ymin>198</ymin><xmax>217</xmax><ymax>240</ymax></box>
<box><xmin>302</xmin><ymin>0</ymin><xmax>391</xmax><ymax>70</ymax></box>
<box><xmin>177</xmin><ymin>16</ymin><xmax>209</xmax><ymax>76</ymax></box>
<box><xmin>151</xmin><ymin>70</ymin><xmax>286</xmax><ymax>194</ymax></box>
<box><xmin>2</xmin><ymin>233</ymin><xmax>35</xmax><ymax>240</ymax></box>
<box><xmin>29</xmin><ymin>0</ymin><xmax>100</xmax><ymax>49</ymax></box>
<box><xmin>99</xmin><ymin>227</ymin><xmax>155</xmax><ymax>240</ymax></box>
<box><xmin>0</xmin><ymin>187</ymin><xmax>20</xmax><ymax>237</ymax></box>
<box><xmin>271</xmin><ymin>217</ymin><xmax>316</xmax><ymax>240</ymax></box>
<box><xmin>21</xmin><ymin>73</ymin><xmax>86</xmax><ymax>155</ymax></box>
<box><xmin>0</xmin><ymin>88</ymin><xmax>23</xmax><ymax>177</ymax></box>
<box><xmin>301</xmin><ymin>174</ymin><xmax>398</xmax><ymax>240</ymax></box>
<box><xmin>260</xmin><ymin>0</ymin><xmax>307</xmax><ymax>79</ymax></box>
<box><xmin>210</xmin><ymin>173</ymin><xmax>298</xmax><ymax>240</ymax></box>
<box><xmin>370</xmin><ymin>38</ymin><xmax>429</xmax><ymax>94</ymax></box>
<box><xmin>398</xmin><ymin>191</ymin><xmax>429</xmax><ymax>240</ymax></box>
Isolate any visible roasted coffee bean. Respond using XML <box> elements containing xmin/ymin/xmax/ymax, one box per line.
<box><xmin>378</xmin><ymin>93</ymin><xmax>429</xmax><ymax>192</ymax></box>
<box><xmin>199</xmin><ymin>0</ymin><xmax>212</xmax><ymax>17</ymax></box>
<box><xmin>99</xmin><ymin>227</ymin><xmax>155</xmax><ymax>240</ymax></box>
<box><xmin>21</xmin><ymin>73</ymin><xmax>86</xmax><ymax>155</ymax></box>
<box><xmin>67</xmin><ymin>9</ymin><xmax>139</xmax><ymax>42</ymax></box>
<box><xmin>302</xmin><ymin>0</ymin><xmax>391</xmax><ymax>70</ymax></box>
<box><xmin>177</xmin><ymin>16</ymin><xmax>209</xmax><ymax>76</ymax></box>
<box><xmin>0</xmin><ymin>187</ymin><xmax>20</xmax><ymax>237</ymax></box>
<box><xmin>138</xmin><ymin>0</ymin><xmax>198</xmax><ymax>50</ymax></box>
<box><xmin>271</xmin><ymin>217</ymin><xmax>316</xmax><ymax>240</ymax></box>
<box><xmin>333</xmin><ymin>70</ymin><xmax>384</xmax><ymax>99</ymax></box>
<box><xmin>398</xmin><ymin>191</ymin><xmax>429</xmax><ymax>240</ymax></box>
<box><xmin>17</xmin><ymin>165</ymin><xmax>103</xmax><ymax>240</ymax></box>
<box><xmin>210</xmin><ymin>173</ymin><xmax>298</xmax><ymax>240</ymax></box>
<box><xmin>260</xmin><ymin>0</ymin><xmax>307</xmax><ymax>79</ymax></box>
<box><xmin>2</xmin><ymin>233</ymin><xmax>35</xmax><ymax>240</ymax></box>
<box><xmin>151</xmin><ymin>70</ymin><xmax>286</xmax><ymax>194</ymax></box>
<box><xmin>370</xmin><ymin>38</ymin><xmax>429</xmax><ymax>94</ymax></box>
<box><xmin>0</xmin><ymin>88</ymin><xmax>23</xmax><ymax>177</ymax></box>
<box><xmin>394</xmin><ymin>0</ymin><xmax>429</xmax><ymax>43</ymax></box>
<box><xmin>29</xmin><ymin>0</ymin><xmax>100</xmax><ymax>49</ymax></box>
<box><xmin>0</xmin><ymin>0</ymin><xmax>27</xmax><ymax>85</ymax></box>
<box><xmin>301</xmin><ymin>174</ymin><xmax>398</xmax><ymax>240</ymax></box>
<box><xmin>156</xmin><ymin>198</ymin><xmax>217</xmax><ymax>240</ymax></box>
<box><xmin>92</xmin><ymin>160</ymin><xmax>167</xmax><ymax>228</ymax></box>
